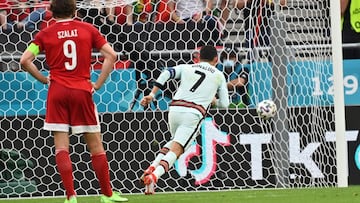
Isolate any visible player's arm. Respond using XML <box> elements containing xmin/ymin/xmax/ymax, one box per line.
<box><xmin>227</xmin><ymin>70</ymin><xmax>248</xmax><ymax>90</ymax></box>
<box><xmin>92</xmin><ymin>43</ymin><xmax>117</xmax><ymax>90</ymax></box>
<box><xmin>227</xmin><ymin>77</ymin><xmax>246</xmax><ymax>90</ymax></box>
<box><xmin>20</xmin><ymin>43</ymin><xmax>48</xmax><ymax>84</ymax></box>
<box><xmin>216</xmin><ymin>75</ymin><xmax>230</xmax><ymax>108</ymax></box>
<box><xmin>140</xmin><ymin>66</ymin><xmax>180</xmax><ymax>107</ymax></box>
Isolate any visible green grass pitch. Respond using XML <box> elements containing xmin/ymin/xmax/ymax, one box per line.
<box><xmin>1</xmin><ymin>186</ymin><xmax>360</xmax><ymax>203</ymax></box>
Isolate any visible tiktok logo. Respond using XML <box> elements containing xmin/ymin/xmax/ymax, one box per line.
<box><xmin>174</xmin><ymin>116</ymin><xmax>360</xmax><ymax>183</ymax></box>
<box><xmin>174</xmin><ymin>117</ymin><xmax>231</xmax><ymax>185</ymax></box>
<box><xmin>355</xmin><ymin>146</ymin><xmax>360</xmax><ymax>170</ymax></box>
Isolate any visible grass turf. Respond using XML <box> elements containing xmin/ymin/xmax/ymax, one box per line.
<box><xmin>1</xmin><ymin>186</ymin><xmax>360</xmax><ymax>203</ymax></box>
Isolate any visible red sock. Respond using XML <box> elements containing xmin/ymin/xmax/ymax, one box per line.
<box><xmin>55</xmin><ymin>149</ymin><xmax>76</xmax><ymax>199</ymax></box>
<box><xmin>91</xmin><ymin>152</ymin><xmax>112</xmax><ymax>197</ymax></box>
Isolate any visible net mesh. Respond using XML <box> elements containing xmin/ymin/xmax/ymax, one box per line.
<box><xmin>0</xmin><ymin>0</ymin><xmax>340</xmax><ymax>198</ymax></box>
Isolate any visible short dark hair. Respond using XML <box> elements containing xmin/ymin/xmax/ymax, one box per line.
<box><xmin>50</xmin><ymin>0</ymin><xmax>76</xmax><ymax>19</ymax></box>
<box><xmin>200</xmin><ymin>45</ymin><xmax>218</xmax><ymax>62</ymax></box>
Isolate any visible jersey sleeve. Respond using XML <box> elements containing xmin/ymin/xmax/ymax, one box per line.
<box><xmin>32</xmin><ymin>30</ymin><xmax>44</xmax><ymax>53</ymax></box>
<box><xmin>91</xmin><ymin>26</ymin><xmax>107</xmax><ymax>50</ymax></box>
<box><xmin>217</xmin><ymin>74</ymin><xmax>230</xmax><ymax>108</ymax></box>
<box><xmin>154</xmin><ymin>66</ymin><xmax>182</xmax><ymax>88</ymax></box>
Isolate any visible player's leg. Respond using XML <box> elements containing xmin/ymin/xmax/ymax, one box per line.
<box><xmin>153</xmin><ymin>112</ymin><xmax>201</xmax><ymax>178</ymax></box>
<box><xmin>140</xmin><ymin>114</ymin><xmax>180</xmax><ymax>184</ymax></box>
<box><xmin>84</xmin><ymin>132</ymin><xmax>112</xmax><ymax>196</ymax></box>
<box><xmin>44</xmin><ymin>81</ymin><xmax>76</xmax><ymax>202</ymax></box>
<box><xmin>84</xmin><ymin>132</ymin><xmax>128</xmax><ymax>202</ymax></box>
<box><xmin>54</xmin><ymin>131</ymin><xmax>77</xmax><ymax>202</ymax></box>
<box><xmin>143</xmin><ymin>111</ymin><xmax>202</xmax><ymax>194</ymax></box>
<box><xmin>139</xmin><ymin>141</ymin><xmax>171</xmax><ymax>185</ymax></box>
<box><xmin>70</xmin><ymin>88</ymin><xmax>127</xmax><ymax>202</ymax></box>
<box><xmin>149</xmin><ymin>140</ymin><xmax>186</xmax><ymax>182</ymax></box>
<box><xmin>144</xmin><ymin>141</ymin><xmax>182</xmax><ymax>189</ymax></box>
<box><xmin>70</xmin><ymin>89</ymin><xmax>111</xmax><ymax>197</ymax></box>
<box><xmin>140</xmin><ymin>111</ymin><xmax>180</xmax><ymax>186</ymax></box>
<box><xmin>150</xmin><ymin>142</ymin><xmax>172</xmax><ymax>168</ymax></box>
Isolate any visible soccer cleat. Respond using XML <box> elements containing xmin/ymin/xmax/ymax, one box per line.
<box><xmin>64</xmin><ymin>196</ymin><xmax>77</xmax><ymax>203</ymax></box>
<box><xmin>144</xmin><ymin>173</ymin><xmax>157</xmax><ymax>195</ymax></box>
<box><xmin>139</xmin><ymin>166</ymin><xmax>155</xmax><ymax>186</ymax></box>
<box><xmin>100</xmin><ymin>191</ymin><xmax>128</xmax><ymax>203</ymax></box>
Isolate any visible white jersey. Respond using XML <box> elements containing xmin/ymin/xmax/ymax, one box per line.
<box><xmin>155</xmin><ymin>62</ymin><xmax>229</xmax><ymax>115</ymax></box>
<box><xmin>172</xmin><ymin>0</ymin><xmax>206</xmax><ymax>20</ymax></box>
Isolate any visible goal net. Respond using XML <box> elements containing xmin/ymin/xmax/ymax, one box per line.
<box><xmin>0</xmin><ymin>0</ymin><xmax>345</xmax><ymax>198</ymax></box>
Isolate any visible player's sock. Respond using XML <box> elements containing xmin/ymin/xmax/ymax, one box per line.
<box><xmin>55</xmin><ymin>148</ymin><xmax>76</xmax><ymax>199</ymax></box>
<box><xmin>140</xmin><ymin>146</ymin><xmax>170</xmax><ymax>185</ymax></box>
<box><xmin>153</xmin><ymin>151</ymin><xmax>177</xmax><ymax>179</ymax></box>
<box><xmin>150</xmin><ymin>146</ymin><xmax>170</xmax><ymax>168</ymax></box>
<box><xmin>91</xmin><ymin>152</ymin><xmax>112</xmax><ymax>197</ymax></box>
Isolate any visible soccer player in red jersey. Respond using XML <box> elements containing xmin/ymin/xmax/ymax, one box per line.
<box><xmin>20</xmin><ymin>0</ymin><xmax>128</xmax><ymax>203</ymax></box>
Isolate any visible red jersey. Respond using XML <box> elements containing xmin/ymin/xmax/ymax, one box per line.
<box><xmin>32</xmin><ymin>19</ymin><xmax>107</xmax><ymax>92</ymax></box>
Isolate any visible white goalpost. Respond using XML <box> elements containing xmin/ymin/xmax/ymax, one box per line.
<box><xmin>329</xmin><ymin>0</ymin><xmax>347</xmax><ymax>188</ymax></box>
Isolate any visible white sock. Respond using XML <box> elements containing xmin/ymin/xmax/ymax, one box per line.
<box><xmin>153</xmin><ymin>165</ymin><xmax>165</xmax><ymax>179</ymax></box>
<box><xmin>154</xmin><ymin>151</ymin><xmax>177</xmax><ymax>179</ymax></box>
<box><xmin>150</xmin><ymin>142</ymin><xmax>172</xmax><ymax>168</ymax></box>
<box><xmin>151</xmin><ymin>154</ymin><xmax>164</xmax><ymax>168</ymax></box>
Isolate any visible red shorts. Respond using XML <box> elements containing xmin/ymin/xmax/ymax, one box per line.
<box><xmin>43</xmin><ymin>81</ymin><xmax>100</xmax><ymax>134</ymax></box>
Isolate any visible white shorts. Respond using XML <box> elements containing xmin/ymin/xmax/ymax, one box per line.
<box><xmin>168</xmin><ymin>110</ymin><xmax>203</xmax><ymax>151</ymax></box>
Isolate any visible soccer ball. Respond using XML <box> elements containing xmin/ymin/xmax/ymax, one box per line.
<box><xmin>256</xmin><ymin>100</ymin><xmax>277</xmax><ymax>120</ymax></box>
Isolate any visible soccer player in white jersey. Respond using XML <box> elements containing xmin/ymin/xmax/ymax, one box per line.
<box><xmin>140</xmin><ymin>45</ymin><xmax>230</xmax><ymax>194</ymax></box>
